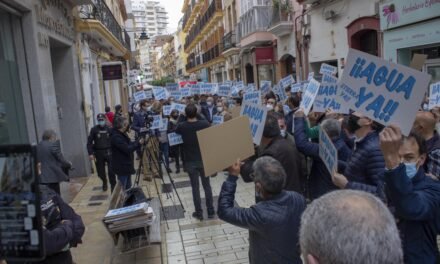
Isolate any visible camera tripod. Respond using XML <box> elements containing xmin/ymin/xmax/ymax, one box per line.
<box><xmin>135</xmin><ymin>132</ymin><xmax>185</xmax><ymax>229</ymax></box>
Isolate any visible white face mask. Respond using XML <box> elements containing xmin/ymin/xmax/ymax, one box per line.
<box><xmin>266</xmin><ymin>104</ymin><xmax>274</xmax><ymax>110</ymax></box>
<box><xmin>280</xmin><ymin>129</ymin><xmax>286</xmax><ymax>137</ymax></box>
<box><xmin>217</xmin><ymin>107</ymin><xmax>223</xmax><ymax>112</ymax></box>
<box><xmin>207</xmin><ymin>101</ymin><xmax>213</xmax><ymax>107</ymax></box>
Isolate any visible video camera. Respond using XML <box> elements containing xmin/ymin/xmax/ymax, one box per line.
<box><xmin>139</xmin><ymin>110</ymin><xmax>155</xmax><ymax>136</ymax></box>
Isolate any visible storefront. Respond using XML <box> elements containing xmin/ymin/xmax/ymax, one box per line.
<box><xmin>381</xmin><ymin>0</ymin><xmax>440</xmax><ymax>85</ymax></box>
<box><xmin>0</xmin><ymin>0</ymin><xmax>89</xmax><ymax>177</ymax></box>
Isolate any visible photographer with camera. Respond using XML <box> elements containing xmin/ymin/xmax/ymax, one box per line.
<box><xmin>132</xmin><ymin>100</ymin><xmax>160</xmax><ymax>181</ymax></box>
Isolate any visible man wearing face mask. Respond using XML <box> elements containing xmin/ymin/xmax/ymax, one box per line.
<box><xmin>380</xmin><ymin>125</ymin><xmax>440</xmax><ymax>264</ymax></box>
<box><xmin>331</xmin><ymin>112</ymin><xmax>386</xmax><ymax>200</ymax></box>
<box><xmin>201</xmin><ymin>96</ymin><xmax>217</xmax><ymax>123</ymax></box>
<box><xmin>87</xmin><ymin>113</ymin><xmax>116</xmax><ymax>192</ymax></box>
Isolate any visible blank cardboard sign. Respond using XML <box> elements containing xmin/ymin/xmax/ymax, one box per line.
<box><xmin>230</xmin><ymin>106</ymin><xmax>241</xmax><ymax>119</ymax></box>
<box><xmin>197</xmin><ymin>115</ymin><xmax>255</xmax><ymax>176</ymax></box>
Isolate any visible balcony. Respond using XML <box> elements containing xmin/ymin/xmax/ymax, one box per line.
<box><xmin>183</xmin><ymin>0</ymin><xmax>203</xmax><ymax>33</ymax></box>
<box><xmin>77</xmin><ymin>0</ymin><xmax>130</xmax><ymax>58</ymax></box>
<box><xmin>184</xmin><ymin>0</ymin><xmax>223</xmax><ymax>53</ymax></box>
<box><xmin>267</xmin><ymin>3</ymin><xmax>294</xmax><ymax>37</ymax></box>
<box><xmin>202</xmin><ymin>44</ymin><xmax>222</xmax><ymax>64</ymax></box>
<box><xmin>222</xmin><ymin>30</ymin><xmax>240</xmax><ymax>56</ymax></box>
<box><xmin>238</xmin><ymin>6</ymin><xmax>274</xmax><ymax>48</ymax></box>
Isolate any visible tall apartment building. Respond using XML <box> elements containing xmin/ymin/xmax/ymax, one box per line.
<box><xmin>131</xmin><ymin>0</ymin><xmax>169</xmax><ymax>81</ymax></box>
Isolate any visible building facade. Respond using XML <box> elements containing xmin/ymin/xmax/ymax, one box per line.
<box><xmin>381</xmin><ymin>0</ymin><xmax>440</xmax><ymax>86</ymax></box>
<box><xmin>159</xmin><ymin>36</ymin><xmax>177</xmax><ymax>79</ymax></box>
<box><xmin>175</xmin><ymin>21</ymin><xmax>189</xmax><ymax>81</ymax></box>
<box><xmin>221</xmin><ymin>0</ymin><xmax>241</xmax><ymax>81</ymax></box>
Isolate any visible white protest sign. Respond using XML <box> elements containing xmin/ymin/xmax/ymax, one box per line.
<box><xmin>313</xmin><ymin>83</ymin><xmax>349</xmax><ymax>114</ymax></box>
<box><xmin>240</xmin><ymin>102</ymin><xmax>268</xmax><ymax>145</ymax></box>
<box><xmin>291</xmin><ymin>83</ymin><xmax>303</xmax><ymax>93</ymax></box>
<box><xmin>319</xmin><ymin>129</ymin><xmax>338</xmax><ymax>174</ymax></box>
<box><xmin>246</xmin><ymin>83</ymin><xmax>255</xmax><ymax>92</ymax></box>
<box><xmin>217</xmin><ymin>84</ymin><xmax>231</xmax><ymax>97</ymax></box>
<box><xmin>171</xmin><ymin>103</ymin><xmax>186</xmax><ymax>113</ymax></box>
<box><xmin>280</xmin><ymin>75</ymin><xmax>295</xmax><ymax>88</ymax></box>
<box><xmin>307</xmin><ymin>72</ymin><xmax>315</xmax><ymax>81</ymax></box>
<box><xmin>283</xmin><ymin>105</ymin><xmax>291</xmax><ymax>115</ymax></box>
<box><xmin>302</xmin><ymin>81</ymin><xmax>309</xmax><ymax>92</ymax></box>
<box><xmin>320</xmin><ymin>63</ymin><xmax>338</xmax><ymax>76</ymax></box>
<box><xmin>170</xmin><ymin>91</ymin><xmax>182</xmax><ymax>100</ymax></box>
<box><xmin>159</xmin><ymin>118</ymin><xmax>168</xmax><ymax>131</ymax></box>
<box><xmin>235</xmin><ymin>81</ymin><xmax>244</xmax><ymax>91</ymax></box>
<box><xmin>339</xmin><ymin>49</ymin><xmax>431</xmax><ymax>135</ymax></box>
<box><xmin>200</xmin><ymin>83</ymin><xmax>214</xmax><ymax>95</ymax></box>
<box><xmin>300</xmin><ymin>79</ymin><xmax>321</xmax><ymax>115</ymax></box>
<box><xmin>145</xmin><ymin>90</ymin><xmax>153</xmax><ymax>99</ymax></box>
<box><xmin>153</xmin><ymin>87</ymin><xmax>167</xmax><ymax>100</ymax></box>
<box><xmin>163</xmin><ymin>105</ymin><xmax>173</xmax><ymax>116</ymax></box>
<box><xmin>168</xmin><ymin>132</ymin><xmax>183</xmax><ymax>146</ymax></box>
<box><xmin>243</xmin><ymin>91</ymin><xmax>261</xmax><ymax>105</ymax></box>
<box><xmin>180</xmin><ymin>87</ymin><xmax>191</xmax><ymax>97</ymax></box>
<box><xmin>191</xmin><ymin>84</ymin><xmax>201</xmax><ymax>95</ymax></box>
<box><xmin>151</xmin><ymin>115</ymin><xmax>162</xmax><ymax>129</ymax></box>
<box><xmin>429</xmin><ymin>82</ymin><xmax>440</xmax><ymax>110</ymax></box>
<box><xmin>212</xmin><ymin>115</ymin><xmax>224</xmax><ymax>125</ymax></box>
<box><xmin>322</xmin><ymin>74</ymin><xmax>338</xmax><ymax>84</ymax></box>
<box><xmin>134</xmin><ymin>91</ymin><xmax>147</xmax><ymax>102</ymax></box>
<box><xmin>260</xmin><ymin>80</ymin><xmax>272</xmax><ymax>95</ymax></box>
<box><xmin>166</xmin><ymin>83</ymin><xmax>179</xmax><ymax>92</ymax></box>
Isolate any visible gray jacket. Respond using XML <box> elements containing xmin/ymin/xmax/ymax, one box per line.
<box><xmin>37</xmin><ymin>140</ymin><xmax>70</xmax><ymax>184</ymax></box>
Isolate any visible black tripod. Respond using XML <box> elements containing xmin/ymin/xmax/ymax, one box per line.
<box><xmin>135</xmin><ymin>131</ymin><xmax>185</xmax><ymax>229</ymax></box>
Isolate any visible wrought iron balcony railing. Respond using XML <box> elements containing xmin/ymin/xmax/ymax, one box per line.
<box><xmin>202</xmin><ymin>43</ymin><xmax>222</xmax><ymax>64</ymax></box>
<box><xmin>79</xmin><ymin>0</ymin><xmax>131</xmax><ymax>51</ymax></box>
<box><xmin>222</xmin><ymin>30</ymin><xmax>237</xmax><ymax>52</ymax></box>
<box><xmin>238</xmin><ymin>6</ymin><xmax>272</xmax><ymax>39</ymax></box>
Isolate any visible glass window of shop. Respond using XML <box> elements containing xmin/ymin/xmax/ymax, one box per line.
<box><xmin>0</xmin><ymin>9</ymin><xmax>28</xmax><ymax>144</ymax></box>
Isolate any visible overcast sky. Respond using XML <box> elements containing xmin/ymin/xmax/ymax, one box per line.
<box><xmin>159</xmin><ymin>0</ymin><xmax>184</xmax><ymax>33</ymax></box>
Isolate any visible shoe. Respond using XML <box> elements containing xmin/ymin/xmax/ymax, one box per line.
<box><xmin>143</xmin><ymin>175</ymin><xmax>152</xmax><ymax>182</ymax></box>
<box><xmin>192</xmin><ymin>212</ymin><xmax>203</xmax><ymax>221</ymax></box>
<box><xmin>175</xmin><ymin>169</ymin><xmax>180</xmax><ymax>174</ymax></box>
<box><xmin>102</xmin><ymin>184</ymin><xmax>108</xmax><ymax>192</ymax></box>
<box><xmin>208</xmin><ymin>213</ymin><xmax>215</xmax><ymax>219</ymax></box>
<box><xmin>166</xmin><ymin>168</ymin><xmax>172</xmax><ymax>173</ymax></box>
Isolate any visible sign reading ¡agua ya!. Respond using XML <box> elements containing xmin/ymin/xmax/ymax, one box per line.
<box><xmin>217</xmin><ymin>84</ymin><xmax>231</xmax><ymax>97</ymax></box>
<box><xmin>212</xmin><ymin>115</ymin><xmax>224</xmax><ymax>125</ymax></box>
<box><xmin>319</xmin><ymin>128</ymin><xmax>338</xmax><ymax>175</ymax></box>
<box><xmin>134</xmin><ymin>91</ymin><xmax>147</xmax><ymax>102</ymax></box>
<box><xmin>260</xmin><ymin>80</ymin><xmax>272</xmax><ymax>95</ymax></box>
<box><xmin>428</xmin><ymin>82</ymin><xmax>440</xmax><ymax>110</ymax></box>
<box><xmin>313</xmin><ymin>78</ymin><xmax>349</xmax><ymax>114</ymax></box>
<box><xmin>168</xmin><ymin>132</ymin><xmax>183</xmax><ymax>146</ymax></box>
<box><xmin>339</xmin><ymin>49</ymin><xmax>431</xmax><ymax>135</ymax></box>
<box><xmin>153</xmin><ymin>87</ymin><xmax>167</xmax><ymax>100</ymax></box>
<box><xmin>243</xmin><ymin>91</ymin><xmax>261</xmax><ymax>105</ymax></box>
<box><xmin>320</xmin><ymin>63</ymin><xmax>338</xmax><ymax>76</ymax></box>
<box><xmin>240</xmin><ymin>102</ymin><xmax>268</xmax><ymax>145</ymax></box>
<box><xmin>300</xmin><ymin>79</ymin><xmax>321</xmax><ymax>115</ymax></box>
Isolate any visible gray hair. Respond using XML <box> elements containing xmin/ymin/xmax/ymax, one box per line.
<box><xmin>42</xmin><ymin>129</ymin><xmax>57</xmax><ymax>141</ymax></box>
<box><xmin>320</xmin><ymin>118</ymin><xmax>341</xmax><ymax>139</ymax></box>
<box><xmin>252</xmin><ymin>156</ymin><xmax>286</xmax><ymax>194</ymax></box>
<box><xmin>300</xmin><ymin>190</ymin><xmax>403</xmax><ymax>264</ymax></box>
<box><xmin>114</xmin><ymin>116</ymin><xmax>128</xmax><ymax>130</ymax></box>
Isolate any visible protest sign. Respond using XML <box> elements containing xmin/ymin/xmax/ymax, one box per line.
<box><xmin>134</xmin><ymin>91</ymin><xmax>147</xmax><ymax>102</ymax></box>
<box><xmin>322</xmin><ymin>74</ymin><xmax>338</xmax><ymax>84</ymax></box>
<box><xmin>339</xmin><ymin>49</ymin><xmax>431</xmax><ymax>135</ymax></box>
<box><xmin>170</xmin><ymin>91</ymin><xmax>182</xmax><ymax>100</ymax></box>
<box><xmin>200</xmin><ymin>83</ymin><xmax>214</xmax><ymax>95</ymax></box>
<box><xmin>429</xmin><ymin>82</ymin><xmax>440</xmax><ymax>110</ymax></box>
<box><xmin>307</xmin><ymin>72</ymin><xmax>315</xmax><ymax>81</ymax></box>
<box><xmin>197</xmin><ymin>116</ymin><xmax>254</xmax><ymax>176</ymax></box>
<box><xmin>246</xmin><ymin>83</ymin><xmax>255</xmax><ymax>92</ymax></box>
<box><xmin>291</xmin><ymin>83</ymin><xmax>303</xmax><ymax>93</ymax></box>
<box><xmin>191</xmin><ymin>84</ymin><xmax>201</xmax><ymax>95</ymax></box>
<box><xmin>166</xmin><ymin>83</ymin><xmax>179</xmax><ymax>92</ymax></box>
<box><xmin>231</xmin><ymin>106</ymin><xmax>241</xmax><ymax>119</ymax></box>
<box><xmin>320</xmin><ymin>63</ymin><xmax>338</xmax><ymax>76</ymax></box>
<box><xmin>145</xmin><ymin>89</ymin><xmax>153</xmax><ymax>99</ymax></box>
<box><xmin>236</xmin><ymin>81</ymin><xmax>244</xmax><ymax>91</ymax></box>
<box><xmin>163</xmin><ymin>105</ymin><xmax>173</xmax><ymax>116</ymax></box>
<box><xmin>180</xmin><ymin>87</ymin><xmax>191</xmax><ymax>97</ymax></box>
<box><xmin>272</xmin><ymin>84</ymin><xmax>287</xmax><ymax>101</ymax></box>
<box><xmin>313</xmin><ymin>83</ymin><xmax>349</xmax><ymax>114</ymax></box>
<box><xmin>319</xmin><ymin>129</ymin><xmax>338</xmax><ymax>174</ymax></box>
<box><xmin>260</xmin><ymin>80</ymin><xmax>272</xmax><ymax>95</ymax></box>
<box><xmin>280</xmin><ymin>75</ymin><xmax>295</xmax><ymax>88</ymax></box>
<box><xmin>302</xmin><ymin>81</ymin><xmax>309</xmax><ymax>92</ymax></box>
<box><xmin>243</xmin><ymin>91</ymin><xmax>261</xmax><ymax>105</ymax></box>
<box><xmin>240</xmin><ymin>102</ymin><xmax>268</xmax><ymax>145</ymax></box>
<box><xmin>168</xmin><ymin>133</ymin><xmax>183</xmax><ymax>146</ymax></box>
<box><xmin>212</xmin><ymin>115</ymin><xmax>224</xmax><ymax>125</ymax></box>
<box><xmin>153</xmin><ymin>87</ymin><xmax>167</xmax><ymax>100</ymax></box>
<box><xmin>300</xmin><ymin>79</ymin><xmax>321</xmax><ymax>115</ymax></box>
<box><xmin>409</xmin><ymin>54</ymin><xmax>428</xmax><ymax>71</ymax></box>
<box><xmin>159</xmin><ymin>118</ymin><xmax>168</xmax><ymax>132</ymax></box>
<box><xmin>171</xmin><ymin>103</ymin><xmax>186</xmax><ymax>113</ymax></box>
<box><xmin>217</xmin><ymin>84</ymin><xmax>231</xmax><ymax>97</ymax></box>
<box><xmin>151</xmin><ymin>115</ymin><xmax>162</xmax><ymax>129</ymax></box>
<box><xmin>283</xmin><ymin>105</ymin><xmax>291</xmax><ymax>115</ymax></box>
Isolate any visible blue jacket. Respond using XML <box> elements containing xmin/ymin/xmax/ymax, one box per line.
<box><xmin>294</xmin><ymin>117</ymin><xmax>351</xmax><ymax>199</ymax></box>
<box><xmin>132</xmin><ymin>110</ymin><xmax>148</xmax><ymax>133</ymax></box>
<box><xmin>218</xmin><ymin>176</ymin><xmax>306</xmax><ymax>264</ymax></box>
<box><xmin>343</xmin><ymin>131</ymin><xmax>386</xmax><ymax>199</ymax></box>
<box><xmin>385</xmin><ymin>164</ymin><xmax>440</xmax><ymax>264</ymax></box>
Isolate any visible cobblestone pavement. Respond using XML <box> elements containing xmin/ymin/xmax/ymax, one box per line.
<box><xmin>69</xmin><ymin>161</ymin><xmax>255</xmax><ymax>264</ymax></box>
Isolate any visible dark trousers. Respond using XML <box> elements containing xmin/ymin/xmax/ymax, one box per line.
<box><xmin>186</xmin><ymin>164</ymin><xmax>214</xmax><ymax>214</ymax></box>
<box><xmin>170</xmin><ymin>145</ymin><xmax>181</xmax><ymax>171</ymax></box>
<box><xmin>45</xmin><ymin>183</ymin><xmax>60</xmax><ymax>195</ymax></box>
<box><xmin>117</xmin><ymin>175</ymin><xmax>132</xmax><ymax>190</ymax></box>
<box><xmin>159</xmin><ymin>142</ymin><xmax>170</xmax><ymax>168</ymax></box>
<box><xmin>95</xmin><ymin>151</ymin><xmax>116</xmax><ymax>191</ymax></box>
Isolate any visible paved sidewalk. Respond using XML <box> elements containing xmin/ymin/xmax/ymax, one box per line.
<box><xmin>69</xmin><ymin>163</ymin><xmax>255</xmax><ymax>264</ymax></box>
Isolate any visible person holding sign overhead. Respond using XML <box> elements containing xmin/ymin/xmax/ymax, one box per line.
<box><xmin>331</xmin><ymin>112</ymin><xmax>386</xmax><ymax>200</ymax></box>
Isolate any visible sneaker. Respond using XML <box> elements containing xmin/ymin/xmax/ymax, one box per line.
<box><xmin>192</xmin><ymin>212</ymin><xmax>203</xmax><ymax>221</ymax></box>
<box><xmin>175</xmin><ymin>169</ymin><xmax>180</xmax><ymax>174</ymax></box>
<box><xmin>166</xmin><ymin>168</ymin><xmax>172</xmax><ymax>173</ymax></box>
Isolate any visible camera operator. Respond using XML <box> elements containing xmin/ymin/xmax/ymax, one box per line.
<box><xmin>132</xmin><ymin>100</ymin><xmax>160</xmax><ymax>181</ymax></box>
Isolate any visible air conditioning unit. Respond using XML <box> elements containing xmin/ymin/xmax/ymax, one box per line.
<box><xmin>324</xmin><ymin>10</ymin><xmax>337</xmax><ymax>20</ymax></box>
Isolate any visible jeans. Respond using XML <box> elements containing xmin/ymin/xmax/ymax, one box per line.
<box><xmin>117</xmin><ymin>175</ymin><xmax>132</xmax><ymax>190</ymax></box>
<box><xmin>160</xmin><ymin>142</ymin><xmax>170</xmax><ymax>169</ymax></box>
<box><xmin>186</xmin><ymin>164</ymin><xmax>214</xmax><ymax>214</ymax></box>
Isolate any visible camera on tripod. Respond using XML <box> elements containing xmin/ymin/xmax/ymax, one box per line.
<box><xmin>139</xmin><ymin>111</ymin><xmax>155</xmax><ymax>136</ymax></box>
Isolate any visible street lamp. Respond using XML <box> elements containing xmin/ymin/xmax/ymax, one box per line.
<box><xmin>125</xmin><ymin>28</ymin><xmax>150</xmax><ymax>41</ymax></box>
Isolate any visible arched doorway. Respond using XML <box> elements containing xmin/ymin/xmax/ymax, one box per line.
<box><xmin>245</xmin><ymin>63</ymin><xmax>254</xmax><ymax>84</ymax></box>
<box><xmin>279</xmin><ymin>54</ymin><xmax>295</xmax><ymax>78</ymax></box>
<box><xmin>346</xmin><ymin>17</ymin><xmax>381</xmax><ymax>57</ymax></box>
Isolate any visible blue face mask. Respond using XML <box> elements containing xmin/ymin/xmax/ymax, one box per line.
<box><xmin>98</xmin><ymin>120</ymin><xmax>106</xmax><ymax>126</ymax></box>
<box><xmin>404</xmin><ymin>162</ymin><xmax>418</xmax><ymax>179</ymax></box>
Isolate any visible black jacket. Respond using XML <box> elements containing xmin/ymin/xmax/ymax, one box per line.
<box><xmin>201</xmin><ymin>105</ymin><xmax>217</xmax><ymax>123</ymax></box>
<box><xmin>218</xmin><ymin>176</ymin><xmax>306</xmax><ymax>264</ymax></box>
<box><xmin>87</xmin><ymin>125</ymin><xmax>112</xmax><ymax>155</ymax></box>
<box><xmin>111</xmin><ymin>129</ymin><xmax>140</xmax><ymax>175</ymax></box>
